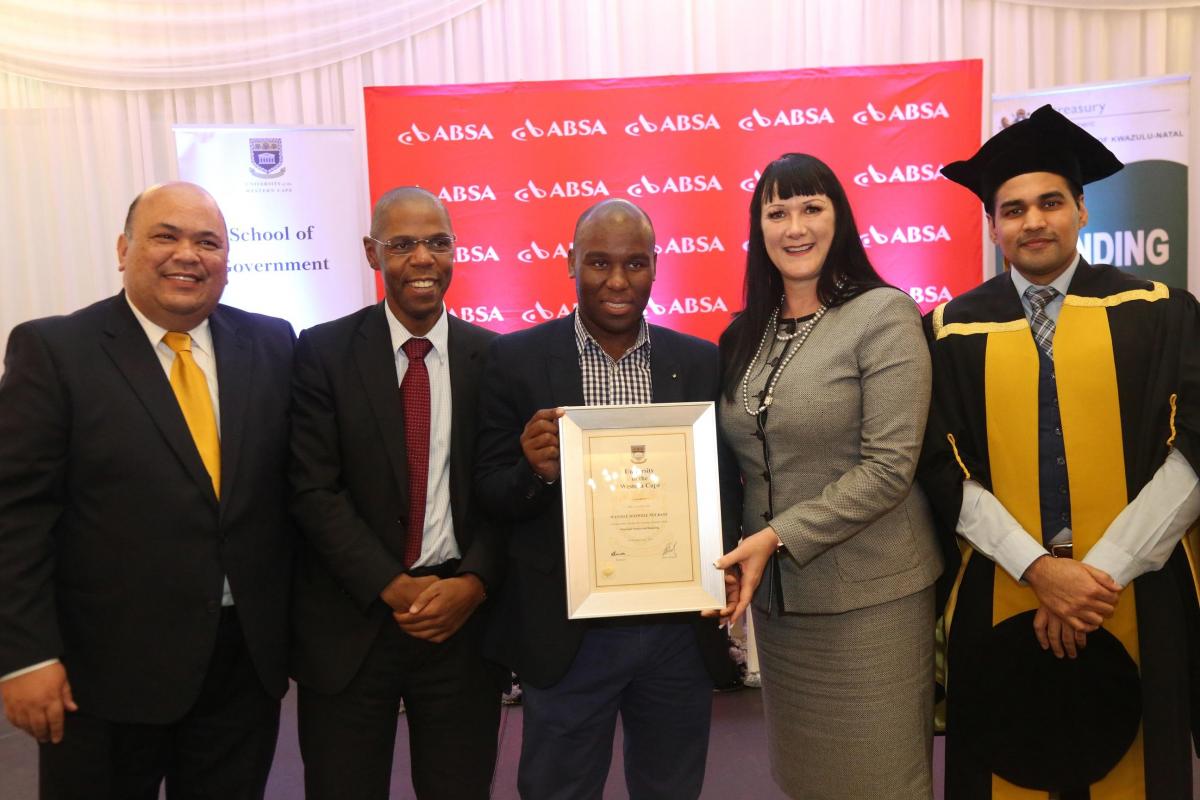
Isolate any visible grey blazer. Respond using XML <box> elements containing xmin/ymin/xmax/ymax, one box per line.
<box><xmin>719</xmin><ymin>287</ymin><xmax>943</xmax><ymax>614</ymax></box>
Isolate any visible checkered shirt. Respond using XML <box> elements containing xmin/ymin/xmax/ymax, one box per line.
<box><xmin>573</xmin><ymin>312</ymin><xmax>653</xmax><ymax>405</ymax></box>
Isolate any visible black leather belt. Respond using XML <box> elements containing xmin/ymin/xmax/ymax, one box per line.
<box><xmin>1050</xmin><ymin>543</ymin><xmax>1074</xmax><ymax>558</ymax></box>
<box><xmin>407</xmin><ymin>559</ymin><xmax>461</xmax><ymax>579</ymax></box>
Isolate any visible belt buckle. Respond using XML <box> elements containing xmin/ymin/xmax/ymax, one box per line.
<box><xmin>1050</xmin><ymin>543</ymin><xmax>1073</xmax><ymax>559</ymax></box>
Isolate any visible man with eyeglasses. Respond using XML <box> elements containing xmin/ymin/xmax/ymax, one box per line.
<box><xmin>474</xmin><ymin>198</ymin><xmax>738</xmax><ymax>799</ymax></box>
<box><xmin>289</xmin><ymin>186</ymin><xmax>503</xmax><ymax>799</ymax></box>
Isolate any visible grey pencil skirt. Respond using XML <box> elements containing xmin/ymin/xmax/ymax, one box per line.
<box><xmin>752</xmin><ymin>585</ymin><xmax>936</xmax><ymax>800</ymax></box>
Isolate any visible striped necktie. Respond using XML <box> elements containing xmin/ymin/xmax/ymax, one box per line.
<box><xmin>1024</xmin><ymin>285</ymin><xmax>1059</xmax><ymax>360</ymax></box>
<box><xmin>163</xmin><ymin>331</ymin><xmax>221</xmax><ymax>497</ymax></box>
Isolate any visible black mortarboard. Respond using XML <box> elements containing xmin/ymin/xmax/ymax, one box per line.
<box><xmin>941</xmin><ymin>104</ymin><xmax>1124</xmax><ymax>208</ymax></box>
<box><xmin>951</xmin><ymin>610</ymin><xmax>1141</xmax><ymax>791</ymax></box>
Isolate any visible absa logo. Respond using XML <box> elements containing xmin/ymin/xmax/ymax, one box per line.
<box><xmin>514</xmin><ymin>179</ymin><xmax>610</xmax><ymax>203</ymax></box>
<box><xmin>739</xmin><ymin>169</ymin><xmax>763</xmax><ymax>192</ymax></box>
<box><xmin>852</xmin><ymin>101</ymin><xmax>950</xmax><ymax>125</ymax></box>
<box><xmin>521</xmin><ymin>301</ymin><xmax>577</xmax><ymax>324</ymax></box>
<box><xmin>859</xmin><ymin>224</ymin><xmax>952</xmax><ymax>247</ymax></box>
<box><xmin>517</xmin><ymin>241</ymin><xmax>571</xmax><ymax>263</ymax></box>
<box><xmin>654</xmin><ymin>236</ymin><xmax>725</xmax><ymax>255</ymax></box>
<box><xmin>853</xmin><ymin>164</ymin><xmax>945</xmax><ymax>187</ymax></box>
<box><xmin>454</xmin><ymin>245</ymin><xmax>501</xmax><ymax>262</ymax></box>
<box><xmin>627</xmin><ymin>175</ymin><xmax>723</xmax><ymax>197</ymax></box>
<box><xmin>908</xmin><ymin>286</ymin><xmax>954</xmax><ymax>304</ymax></box>
<box><xmin>645</xmin><ymin>296</ymin><xmax>730</xmax><ymax>316</ymax></box>
<box><xmin>511</xmin><ymin>118</ymin><xmax>608</xmax><ymax>141</ymax></box>
<box><xmin>397</xmin><ymin>122</ymin><xmax>495</xmax><ymax>145</ymax></box>
<box><xmin>437</xmin><ymin>185</ymin><xmax>497</xmax><ymax>202</ymax></box>
<box><xmin>624</xmin><ymin>113</ymin><xmax>721</xmax><ymax>136</ymax></box>
<box><xmin>449</xmin><ymin>306</ymin><xmax>505</xmax><ymax>323</ymax></box>
<box><xmin>737</xmin><ymin>107</ymin><xmax>835</xmax><ymax>131</ymax></box>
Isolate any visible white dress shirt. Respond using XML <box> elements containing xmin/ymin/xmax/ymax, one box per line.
<box><xmin>125</xmin><ymin>295</ymin><xmax>221</xmax><ymax>430</ymax></box>
<box><xmin>385</xmin><ymin>304</ymin><xmax>460</xmax><ymax>568</ymax></box>
<box><xmin>956</xmin><ymin>260</ymin><xmax>1200</xmax><ymax>586</ymax></box>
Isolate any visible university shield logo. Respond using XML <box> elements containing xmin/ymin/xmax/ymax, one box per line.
<box><xmin>249</xmin><ymin>138</ymin><xmax>284</xmax><ymax>178</ymax></box>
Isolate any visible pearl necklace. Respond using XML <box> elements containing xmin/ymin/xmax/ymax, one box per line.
<box><xmin>742</xmin><ymin>299</ymin><xmax>826</xmax><ymax>415</ymax></box>
<box><xmin>775</xmin><ymin>315</ymin><xmax>811</xmax><ymax>341</ymax></box>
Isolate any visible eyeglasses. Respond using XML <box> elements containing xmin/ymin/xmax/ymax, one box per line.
<box><xmin>366</xmin><ymin>234</ymin><xmax>456</xmax><ymax>255</ymax></box>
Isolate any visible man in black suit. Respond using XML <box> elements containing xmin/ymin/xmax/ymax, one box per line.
<box><xmin>290</xmin><ymin>186</ymin><xmax>501</xmax><ymax>799</ymax></box>
<box><xmin>0</xmin><ymin>182</ymin><xmax>295</xmax><ymax>799</ymax></box>
<box><xmin>475</xmin><ymin>198</ymin><xmax>736</xmax><ymax>799</ymax></box>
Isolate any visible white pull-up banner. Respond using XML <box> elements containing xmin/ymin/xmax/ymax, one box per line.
<box><xmin>993</xmin><ymin>76</ymin><xmax>1191</xmax><ymax>290</ymax></box>
<box><xmin>173</xmin><ymin>125</ymin><xmax>369</xmax><ymax>332</ymax></box>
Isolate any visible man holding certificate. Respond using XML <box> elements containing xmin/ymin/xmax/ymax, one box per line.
<box><xmin>475</xmin><ymin>199</ymin><xmax>737</xmax><ymax>800</ymax></box>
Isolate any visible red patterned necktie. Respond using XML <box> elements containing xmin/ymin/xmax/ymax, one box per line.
<box><xmin>400</xmin><ymin>337</ymin><xmax>433</xmax><ymax>567</ymax></box>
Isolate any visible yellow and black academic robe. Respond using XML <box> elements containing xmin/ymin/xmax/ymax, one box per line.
<box><xmin>918</xmin><ymin>260</ymin><xmax>1200</xmax><ymax>799</ymax></box>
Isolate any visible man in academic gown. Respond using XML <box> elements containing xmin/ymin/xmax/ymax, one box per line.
<box><xmin>919</xmin><ymin>105</ymin><xmax>1200</xmax><ymax>799</ymax></box>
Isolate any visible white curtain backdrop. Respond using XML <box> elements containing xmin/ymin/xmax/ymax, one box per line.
<box><xmin>0</xmin><ymin>0</ymin><xmax>487</xmax><ymax>89</ymax></box>
<box><xmin>2</xmin><ymin>0</ymin><xmax>1198</xmax><ymax>357</ymax></box>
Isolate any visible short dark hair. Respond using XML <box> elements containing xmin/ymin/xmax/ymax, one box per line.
<box><xmin>370</xmin><ymin>186</ymin><xmax>447</xmax><ymax>238</ymax></box>
<box><xmin>571</xmin><ymin>198</ymin><xmax>655</xmax><ymax>253</ymax></box>
<box><xmin>721</xmin><ymin>153</ymin><xmax>891</xmax><ymax>400</ymax></box>
<box><xmin>987</xmin><ymin>175</ymin><xmax>1084</xmax><ymax>219</ymax></box>
<box><xmin>123</xmin><ymin>193</ymin><xmax>142</xmax><ymax>237</ymax></box>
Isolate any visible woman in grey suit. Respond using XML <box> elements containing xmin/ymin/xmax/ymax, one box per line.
<box><xmin>713</xmin><ymin>153</ymin><xmax>943</xmax><ymax>799</ymax></box>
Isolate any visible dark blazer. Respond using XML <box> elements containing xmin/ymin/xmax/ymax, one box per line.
<box><xmin>0</xmin><ymin>293</ymin><xmax>295</xmax><ymax>724</ymax></box>
<box><xmin>474</xmin><ymin>315</ymin><xmax>738</xmax><ymax>690</ymax></box>
<box><xmin>289</xmin><ymin>303</ymin><xmax>501</xmax><ymax>693</ymax></box>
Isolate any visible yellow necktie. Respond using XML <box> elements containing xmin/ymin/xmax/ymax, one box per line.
<box><xmin>163</xmin><ymin>332</ymin><xmax>220</xmax><ymax>497</ymax></box>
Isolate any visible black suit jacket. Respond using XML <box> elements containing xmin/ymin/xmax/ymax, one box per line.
<box><xmin>289</xmin><ymin>304</ymin><xmax>501</xmax><ymax>693</ymax></box>
<box><xmin>0</xmin><ymin>293</ymin><xmax>295</xmax><ymax>723</ymax></box>
<box><xmin>474</xmin><ymin>315</ymin><xmax>738</xmax><ymax>690</ymax></box>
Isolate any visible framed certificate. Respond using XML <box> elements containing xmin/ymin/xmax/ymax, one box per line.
<box><xmin>558</xmin><ymin>401</ymin><xmax>726</xmax><ymax>619</ymax></box>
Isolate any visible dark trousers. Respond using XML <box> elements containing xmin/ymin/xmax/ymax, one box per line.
<box><xmin>39</xmin><ymin>608</ymin><xmax>281</xmax><ymax>800</ymax></box>
<box><xmin>297</xmin><ymin>614</ymin><xmax>500</xmax><ymax>800</ymax></box>
<box><xmin>518</xmin><ymin>623</ymin><xmax>713</xmax><ymax>800</ymax></box>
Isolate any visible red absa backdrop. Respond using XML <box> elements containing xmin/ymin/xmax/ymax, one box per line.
<box><xmin>364</xmin><ymin>60</ymin><xmax>982</xmax><ymax>340</ymax></box>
